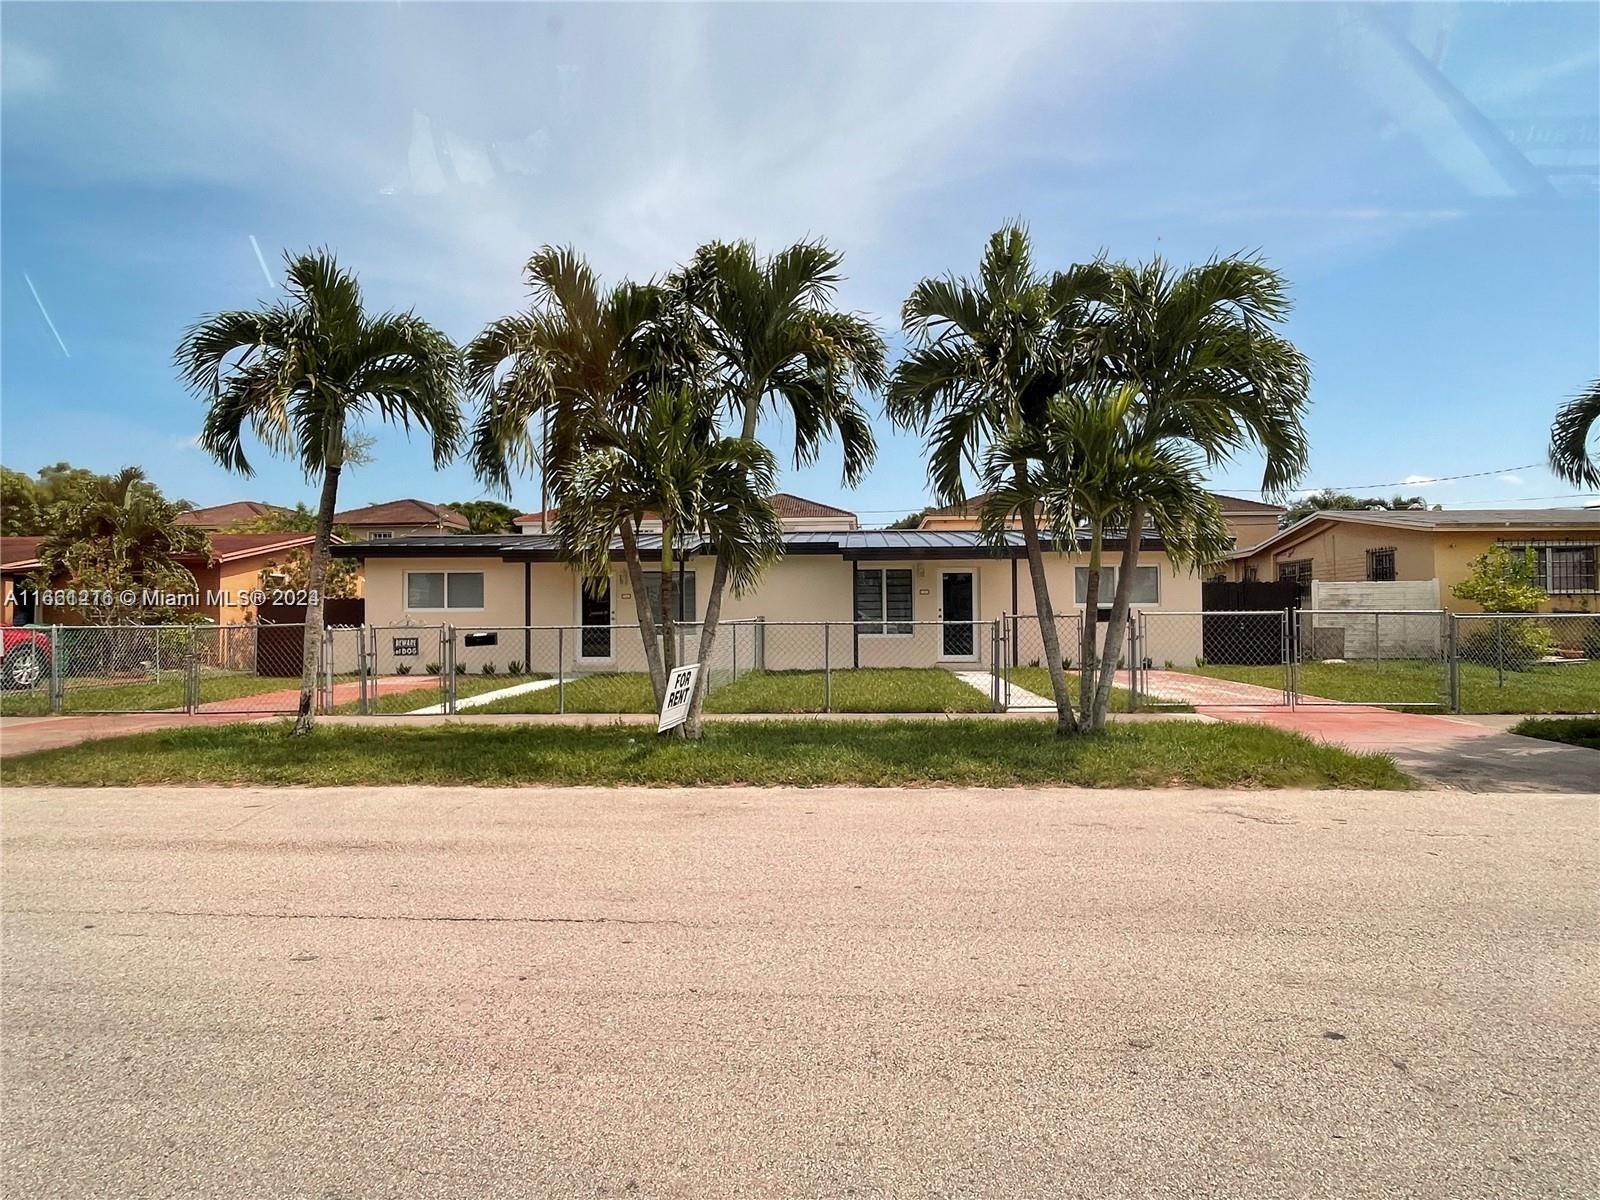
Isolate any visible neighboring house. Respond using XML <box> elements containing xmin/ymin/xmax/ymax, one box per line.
<box><xmin>334</xmin><ymin>499</ymin><xmax>470</xmax><ymax>541</ymax></box>
<box><xmin>175</xmin><ymin>501</ymin><xmax>291</xmax><ymax>530</ymax></box>
<box><xmin>1</xmin><ymin>532</ymin><xmax>326</xmax><ymax>625</ymax></box>
<box><xmin>915</xmin><ymin>491</ymin><xmax>1283</xmax><ymax>551</ymax></box>
<box><xmin>511</xmin><ymin>493</ymin><xmax>860</xmax><ymax>535</ymax></box>
<box><xmin>333</xmin><ymin>527</ymin><xmax>1202</xmax><ymax>673</ymax></box>
<box><xmin>1228</xmin><ymin>508</ymin><xmax>1600</xmax><ymax>612</ymax></box>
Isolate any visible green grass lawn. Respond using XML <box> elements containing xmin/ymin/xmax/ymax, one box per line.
<box><xmin>330</xmin><ymin>672</ymin><xmax>543</xmax><ymax>715</ymax></box>
<box><xmin>0</xmin><ymin>672</ymin><xmax>303</xmax><ymax>717</ymax></box>
<box><xmin>0</xmin><ymin>719</ymin><xmax>1413</xmax><ymax>789</ymax></box>
<box><xmin>466</xmin><ymin>668</ymin><xmax>991</xmax><ymax>715</ymax></box>
<box><xmin>1007</xmin><ymin>667</ymin><xmax>1143</xmax><ymax>712</ymax></box>
<box><xmin>1510</xmin><ymin>716</ymin><xmax>1600</xmax><ymax>751</ymax></box>
<box><xmin>1186</xmin><ymin>659</ymin><xmax>1600</xmax><ymax>714</ymax></box>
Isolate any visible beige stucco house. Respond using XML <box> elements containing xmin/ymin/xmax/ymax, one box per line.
<box><xmin>1228</xmin><ymin>508</ymin><xmax>1600</xmax><ymax>613</ymax></box>
<box><xmin>334</xmin><ymin>501</ymin><xmax>1204</xmax><ymax>675</ymax></box>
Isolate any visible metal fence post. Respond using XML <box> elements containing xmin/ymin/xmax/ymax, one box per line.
<box><xmin>990</xmin><ymin>619</ymin><xmax>1001</xmax><ymax>712</ymax></box>
<box><xmin>321</xmin><ymin>628</ymin><xmax>334</xmax><ymax>714</ymax></box>
<box><xmin>49</xmin><ymin>625</ymin><xmax>62</xmax><ymax>713</ymax></box>
<box><xmin>1128</xmin><ymin>616</ymin><xmax>1140</xmax><ymax>712</ymax></box>
<box><xmin>1283</xmin><ymin>608</ymin><xmax>1294</xmax><ymax>707</ymax></box>
<box><xmin>358</xmin><ymin>626</ymin><xmax>371</xmax><ymax>715</ymax></box>
<box><xmin>154</xmin><ymin>625</ymin><xmax>161</xmax><ymax>685</ymax></box>
<box><xmin>823</xmin><ymin>621</ymin><xmax>832</xmax><ymax>713</ymax></box>
<box><xmin>557</xmin><ymin>626</ymin><xmax>566</xmax><ymax>715</ymax></box>
<box><xmin>731</xmin><ymin>621</ymin><xmax>739</xmax><ymax>684</ymax></box>
<box><xmin>444</xmin><ymin>625</ymin><xmax>457</xmax><ymax>714</ymax></box>
<box><xmin>1447</xmin><ymin>613</ymin><xmax>1460</xmax><ymax>712</ymax></box>
<box><xmin>185</xmin><ymin>647</ymin><xmax>199</xmax><ymax>714</ymax></box>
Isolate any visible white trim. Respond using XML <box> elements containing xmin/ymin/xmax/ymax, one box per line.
<box><xmin>403</xmin><ymin>569</ymin><xmax>487</xmax><ymax>613</ymax></box>
<box><xmin>937</xmin><ymin>568</ymin><xmax>979</xmax><ymax>662</ymax></box>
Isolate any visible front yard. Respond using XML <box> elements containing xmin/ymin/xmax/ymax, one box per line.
<box><xmin>0</xmin><ymin>719</ymin><xmax>1412</xmax><ymax>789</ymax></box>
<box><xmin>1187</xmin><ymin>659</ymin><xmax>1600</xmax><ymax>713</ymax></box>
<box><xmin>0</xmin><ymin>672</ymin><xmax>305</xmax><ymax>717</ymax></box>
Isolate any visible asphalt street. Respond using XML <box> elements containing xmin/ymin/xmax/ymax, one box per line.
<box><xmin>3</xmin><ymin>785</ymin><xmax>1596</xmax><ymax>1198</ymax></box>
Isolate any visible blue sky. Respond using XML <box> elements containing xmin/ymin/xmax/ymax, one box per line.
<box><xmin>3</xmin><ymin>2</ymin><xmax>1597</xmax><ymax>520</ymax></box>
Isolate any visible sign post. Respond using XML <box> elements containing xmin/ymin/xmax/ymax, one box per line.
<box><xmin>656</xmin><ymin>663</ymin><xmax>700</xmax><ymax>734</ymax></box>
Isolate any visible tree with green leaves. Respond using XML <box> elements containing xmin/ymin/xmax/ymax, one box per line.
<box><xmin>228</xmin><ymin>503</ymin><xmax>361</xmax><ymax>599</ymax></box>
<box><xmin>981</xmin><ymin>386</ymin><xmax>1234</xmax><ymax>729</ymax></box>
<box><xmin>448</xmin><ymin>499</ymin><xmax>520</xmax><ymax>534</ymax></box>
<box><xmin>1280</xmin><ymin>489</ymin><xmax>1430</xmax><ymax>528</ymax></box>
<box><xmin>464</xmin><ymin>247</ymin><xmax>698</xmax><ymax>695</ymax></box>
<box><xmin>30</xmin><ymin>466</ymin><xmax>207</xmax><ymax>623</ymax></box>
<box><xmin>555</xmin><ymin>386</ymin><xmax>784</xmax><ymax>708</ymax></box>
<box><xmin>1549</xmin><ymin>378</ymin><xmax>1600</xmax><ymax>490</ymax></box>
<box><xmin>1452</xmin><ymin>545</ymin><xmax>1547</xmax><ymax>613</ymax></box>
<box><xmin>886</xmin><ymin>224</ymin><xmax>1094</xmax><ymax>734</ymax></box>
<box><xmin>176</xmin><ymin>249</ymin><xmax>462</xmax><ymax>733</ymax></box>
<box><xmin>674</xmin><ymin>239</ymin><xmax>886</xmax><ymax>736</ymax></box>
<box><xmin>885</xmin><ymin>507</ymin><xmax>937</xmax><ymax>530</ymax></box>
<box><xmin>1072</xmin><ymin>255</ymin><xmax>1312</xmax><ymax>724</ymax></box>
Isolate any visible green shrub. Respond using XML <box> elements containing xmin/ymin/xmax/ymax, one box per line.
<box><xmin>481</xmin><ymin>663</ymin><xmax>497</xmax><ymax>675</ymax></box>
<box><xmin>1462</xmin><ymin>620</ymin><xmax>1556</xmax><ymax>671</ymax></box>
<box><xmin>424</xmin><ymin>661</ymin><xmax>441</xmax><ymax>675</ymax></box>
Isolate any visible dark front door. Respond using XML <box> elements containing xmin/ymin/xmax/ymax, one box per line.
<box><xmin>941</xmin><ymin>571</ymin><xmax>975</xmax><ymax>658</ymax></box>
<box><xmin>580</xmin><ymin>581</ymin><xmax>612</xmax><ymax>659</ymax></box>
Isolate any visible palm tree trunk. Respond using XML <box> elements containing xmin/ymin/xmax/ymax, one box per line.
<box><xmin>1079</xmin><ymin>523</ymin><xmax>1102</xmax><ymax>727</ymax></box>
<box><xmin>291</xmin><ymin>458</ymin><xmax>341</xmax><ymax>735</ymax></box>
<box><xmin>659</xmin><ymin>519</ymin><xmax>677</xmax><ymax>679</ymax></box>
<box><xmin>618</xmin><ymin>521</ymin><xmax>667</xmax><ymax>703</ymax></box>
<box><xmin>683</xmin><ymin>385</ymin><xmax>762</xmax><ymax>740</ymax></box>
<box><xmin>1018</xmin><ymin>501</ymin><xmax>1078</xmax><ymax>736</ymax></box>
<box><xmin>1090</xmin><ymin>502</ymin><xmax>1144</xmax><ymax>730</ymax></box>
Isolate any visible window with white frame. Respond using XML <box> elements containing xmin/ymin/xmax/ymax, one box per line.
<box><xmin>1074</xmin><ymin>565</ymin><xmax>1160</xmax><ymax>605</ymax></box>
<box><xmin>368</xmin><ymin>531</ymin><xmax>393</xmax><ymax>541</ymax></box>
<box><xmin>854</xmin><ymin>568</ymin><xmax>913</xmax><ymax>634</ymax></box>
<box><xmin>405</xmin><ymin>570</ymin><xmax>485</xmax><ymax>610</ymax></box>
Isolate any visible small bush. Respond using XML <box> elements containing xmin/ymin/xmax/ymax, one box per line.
<box><xmin>424</xmin><ymin>661</ymin><xmax>441</xmax><ymax>676</ymax></box>
<box><xmin>1462</xmin><ymin>621</ymin><xmax>1556</xmax><ymax>672</ymax></box>
<box><xmin>481</xmin><ymin>663</ymin><xmax>497</xmax><ymax>676</ymax></box>
<box><xmin>455</xmin><ymin>662</ymin><xmax>468</xmax><ymax>675</ymax></box>
<box><xmin>395</xmin><ymin>663</ymin><xmax>413</xmax><ymax>676</ymax></box>
<box><xmin>507</xmin><ymin>660</ymin><xmax>525</xmax><ymax>675</ymax></box>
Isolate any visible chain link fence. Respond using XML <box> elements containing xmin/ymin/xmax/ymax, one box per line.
<box><xmin>5</xmin><ymin>611</ymin><xmax>1595</xmax><ymax>717</ymax></box>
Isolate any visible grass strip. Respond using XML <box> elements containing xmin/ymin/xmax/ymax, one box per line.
<box><xmin>1</xmin><ymin>719</ymin><xmax>1413</xmax><ymax>789</ymax></box>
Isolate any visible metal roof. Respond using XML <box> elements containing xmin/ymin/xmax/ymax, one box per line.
<box><xmin>333</xmin><ymin>527</ymin><xmax>1162</xmax><ymax>562</ymax></box>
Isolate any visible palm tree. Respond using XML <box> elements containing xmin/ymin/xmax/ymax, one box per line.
<box><xmin>1076</xmin><ymin>256</ymin><xmax>1311</xmax><ymax>723</ymax></box>
<box><xmin>556</xmin><ymin>386</ymin><xmax>785</xmax><ymax>709</ymax></box>
<box><xmin>885</xmin><ymin>224</ymin><xmax>1098</xmax><ymax>735</ymax></box>
<box><xmin>677</xmin><ymin>239</ymin><xmax>887</xmax><ymax>735</ymax></box>
<box><xmin>33</xmin><ymin>466</ymin><xmax>208</xmax><ymax>624</ymax></box>
<box><xmin>176</xmin><ymin>250</ymin><xmax>462</xmax><ymax>734</ymax></box>
<box><xmin>463</xmin><ymin>247</ymin><xmax>696</xmax><ymax>696</ymax></box>
<box><xmin>982</xmin><ymin>387</ymin><xmax>1235</xmax><ymax>729</ymax></box>
<box><xmin>1549</xmin><ymin>379</ymin><xmax>1600</xmax><ymax>489</ymax></box>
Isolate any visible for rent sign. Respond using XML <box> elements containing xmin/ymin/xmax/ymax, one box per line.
<box><xmin>657</xmin><ymin>664</ymin><xmax>700</xmax><ymax>734</ymax></box>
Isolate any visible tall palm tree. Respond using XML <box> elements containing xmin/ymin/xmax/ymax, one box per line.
<box><xmin>176</xmin><ymin>250</ymin><xmax>462</xmax><ymax>734</ymax></box>
<box><xmin>463</xmin><ymin>247</ymin><xmax>696</xmax><ymax>696</ymax></box>
<box><xmin>677</xmin><ymin>239</ymin><xmax>887</xmax><ymax>735</ymax></box>
<box><xmin>886</xmin><ymin>224</ymin><xmax>1099</xmax><ymax>735</ymax></box>
<box><xmin>1549</xmin><ymin>379</ymin><xmax>1600</xmax><ymax>489</ymax></box>
<box><xmin>982</xmin><ymin>387</ymin><xmax>1235</xmax><ymax>729</ymax></box>
<box><xmin>556</xmin><ymin>386</ymin><xmax>785</xmax><ymax>709</ymax></box>
<box><xmin>1076</xmin><ymin>256</ymin><xmax>1311</xmax><ymax>722</ymax></box>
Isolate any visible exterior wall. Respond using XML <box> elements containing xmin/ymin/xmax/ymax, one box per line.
<box><xmin>1234</xmin><ymin>523</ymin><xmax>1438</xmax><ymax>589</ymax></box>
<box><xmin>1224</xmin><ymin>512</ymin><xmax>1280</xmax><ymax>552</ymax></box>
<box><xmin>1306</xmin><ymin>580</ymin><xmax>1444</xmax><ymax>660</ymax></box>
<box><xmin>354</xmin><ymin>547</ymin><xmax>1203</xmax><ymax>674</ymax></box>
<box><xmin>1430</xmin><ymin>532</ymin><xmax>1597</xmax><ymax>615</ymax></box>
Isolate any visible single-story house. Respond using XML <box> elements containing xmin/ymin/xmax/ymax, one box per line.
<box><xmin>175</xmin><ymin>500</ymin><xmax>291</xmax><ymax>530</ymax></box>
<box><xmin>916</xmin><ymin>491</ymin><xmax>1285</xmax><ymax>552</ymax></box>
<box><xmin>335</xmin><ymin>498</ymin><xmax>470</xmax><ymax>541</ymax></box>
<box><xmin>2</xmin><ymin>532</ymin><xmax>325</xmax><ymax>626</ymax></box>
<box><xmin>1227</xmin><ymin>508</ymin><xmax>1600</xmax><ymax>612</ymax></box>
<box><xmin>332</xmin><ymin>522</ymin><xmax>1203</xmax><ymax>675</ymax></box>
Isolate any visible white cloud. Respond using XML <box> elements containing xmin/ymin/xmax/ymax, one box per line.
<box><xmin>1</xmin><ymin>41</ymin><xmax>57</xmax><ymax>96</ymax></box>
<box><xmin>1498</xmin><ymin>473</ymin><xmax>1525</xmax><ymax>486</ymax></box>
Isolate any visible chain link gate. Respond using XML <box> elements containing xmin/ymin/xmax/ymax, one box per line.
<box><xmin>1292</xmin><ymin>609</ymin><xmax>1449</xmax><ymax>708</ymax></box>
<box><xmin>1134</xmin><ymin>611</ymin><xmax>1291</xmax><ymax>707</ymax></box>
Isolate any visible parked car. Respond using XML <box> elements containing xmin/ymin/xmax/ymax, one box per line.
<box><xmin>2</xmin><ymin>627</ymin><xmax>51</xmax><ymax>690</ymax></box>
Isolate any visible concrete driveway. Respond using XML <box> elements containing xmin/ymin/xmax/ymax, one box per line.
<box><xmin>4</xmin><ymin>785</ymin><xmax>1596</xmax><ymax>1198</ymax></box>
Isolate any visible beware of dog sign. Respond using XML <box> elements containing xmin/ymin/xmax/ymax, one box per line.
<box><xmin>657</xmin><ymin>663</ymin><xmax>700</xmax><ymax>733</ymax></box>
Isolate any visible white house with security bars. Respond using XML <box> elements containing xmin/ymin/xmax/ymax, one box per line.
<box><xmin>331</xmin><ymin>492</ymin><xmax>1213</xmax><ymax>679</ymax></box>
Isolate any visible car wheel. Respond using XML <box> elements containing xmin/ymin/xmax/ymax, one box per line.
<box><xmin>2</xmin><ymin>646</ymin><xmax>45</xmax><ymax>690</ymax></box>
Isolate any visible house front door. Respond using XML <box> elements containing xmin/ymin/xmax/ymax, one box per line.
<box><xmin>940</xmin><ymin>570</ymin><xmax>976</xmax><ymax>660</ymax></box>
